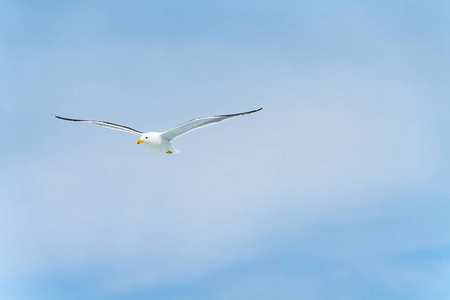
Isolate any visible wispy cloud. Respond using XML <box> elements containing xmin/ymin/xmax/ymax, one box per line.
<box><xmin>1</xmin><ymin>1</ymin><xmax>449</xmax><ymax>299</ymax></box>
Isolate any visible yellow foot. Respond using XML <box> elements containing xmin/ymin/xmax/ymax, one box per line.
<box><xmin>166</xmin><ymin>150</ymin><xmax>173</xmax><ymax>154</ymax></box>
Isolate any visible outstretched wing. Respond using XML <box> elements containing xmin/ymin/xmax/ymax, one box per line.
<box><xmin>160</xmin><ymin>108</ymin><xmax>262</xmax><ymax>141</ymax></box>
<box><xmin>53</xmin><ymin>114</ymin><xmax>143</xmax><ymax>136</ymax></box>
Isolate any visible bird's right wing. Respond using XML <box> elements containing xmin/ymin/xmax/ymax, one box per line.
<box><xmin>160</xmin><ymin>108</ymin><xmax>262</xmax><ymax>141</ymax></box>
<box><xmin>53</xmin><ymin>115</ymin><xmax>143</xmax><ymax>136</ymax></box>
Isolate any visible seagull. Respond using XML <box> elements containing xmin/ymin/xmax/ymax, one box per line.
<box><xmin>53</xmin><ymin>108</ymin><xmax>262</xmax><ymax>154</ymax></box>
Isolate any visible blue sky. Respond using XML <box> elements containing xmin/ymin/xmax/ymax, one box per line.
<box><xmin>1</xmin><ymin>0</ymin><xmax>450</xmax><ymax>299</ymax></box>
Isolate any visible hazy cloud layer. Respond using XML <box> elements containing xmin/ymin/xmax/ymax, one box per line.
<box><xmin>1</xmin><ymin>1</ymin><xmax>449</xmax><ymax>299</ymax></box>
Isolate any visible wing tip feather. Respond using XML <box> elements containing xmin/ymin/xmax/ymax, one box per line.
<box><xmin>218</xmin><ymin>107</ymin><xmax>263</xmax><ymax>117</ymax></box>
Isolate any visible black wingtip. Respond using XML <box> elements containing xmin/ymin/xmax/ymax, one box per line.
<box><xmin>52</xmin><ymin>114</ymin><xmax>67</xmax><ymax>120</ymax></box>
<box><xmin>219</xmin><ymin>107</ymin><xmax>263</xmax><ymax>118</ymax></box>
<box><xmin>248</xmin><ymin>107</ymin><xmax>263</xmax><ymax>114</ymax></box>
<box><xmin>52</xmin><ymin>115</ymin><xmax>85</xmax><ymax>122</ymax></box>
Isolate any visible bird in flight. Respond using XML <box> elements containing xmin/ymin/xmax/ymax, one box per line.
<box><xmin>53</xmin><ymin>108</ymin><xmax>262</xmax><ymax>154</ymax></box>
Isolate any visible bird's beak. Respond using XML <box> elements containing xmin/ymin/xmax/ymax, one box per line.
<box><xmin>137</xmin><ymin>139</ymin><xmax>144</xmax><ymax>144</ymax></box>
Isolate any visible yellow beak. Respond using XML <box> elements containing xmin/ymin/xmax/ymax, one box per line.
<box><xmin>136</xmin><ymin>139</ymin><xmax>144</xmax><ymax>144</ymax></box>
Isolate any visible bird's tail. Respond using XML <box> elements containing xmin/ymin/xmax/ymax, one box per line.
<box><xmin>169</xmin><ymin>145</ymin><xmax>180</xmax><ymax>154</ymax></box>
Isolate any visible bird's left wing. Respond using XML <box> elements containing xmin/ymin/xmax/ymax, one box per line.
<box><xmin>53</xmin><ymin>114</ymin><xmax>143</xmax><ymax>136</ymax></box>
<box><xmin>160</xmin><ymin>108</ymin><xmax>262</xmax><ymax>141</ymax></box>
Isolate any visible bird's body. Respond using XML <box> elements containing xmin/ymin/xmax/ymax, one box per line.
<box><xmin>140</xmin><ymin>132</ymin><xmax>179</xmax><ymax>154</ymax></box>
<box><xmin>53</xmin><ymin>108</ymin><xmax>262</xmax><ymax>154</ymax></box>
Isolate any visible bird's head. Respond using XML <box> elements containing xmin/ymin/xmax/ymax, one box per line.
<box><xmin>136</xmin><ymin>135</ymin><xmax>149</xmax><ymax>145</ymax></box>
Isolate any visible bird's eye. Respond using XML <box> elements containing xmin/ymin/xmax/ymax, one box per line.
<box><xmin>145</xmin><ymin>137</ymin><xmax>148</xmax><ymax>139</ymax></box>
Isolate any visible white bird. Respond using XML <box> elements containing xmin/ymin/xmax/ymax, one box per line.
<box><xmin>53</xmin><ymin>108</ymin><xmax>262</xmax><ymax>154</ymax></box>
